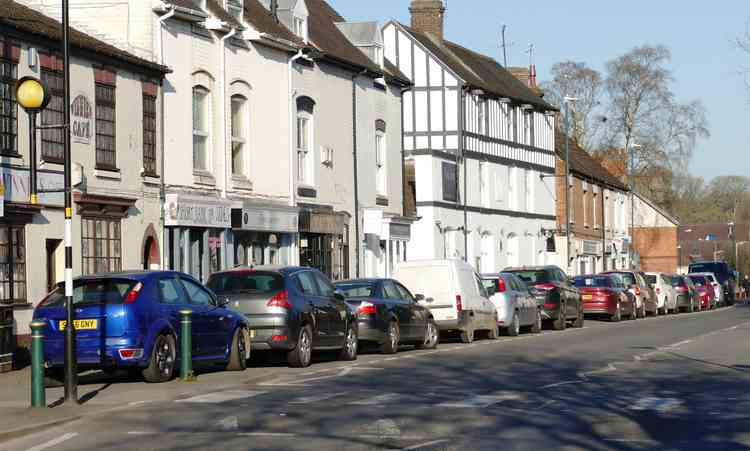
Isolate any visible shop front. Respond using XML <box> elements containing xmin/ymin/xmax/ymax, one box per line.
<box><xmin>298</xmin><ymin>206</ymin><xmax>350</xmax><ymax>281</ymax></box>
<box><xmin>362</xmin><ymin>209</ymin><xmax>413</xmax><ymax>278</ymax></box>
<box><xmin>231</xmin><ymin>201</ymin><xmax>298</xmax><ymax>267</ymax></box>
<box><xmin>164</xmin><ymin>193</ymin><xmax>233</xmax><ymax>282</ymax></box>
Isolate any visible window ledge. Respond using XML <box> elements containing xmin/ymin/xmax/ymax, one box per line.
<box><xmin>297</xmin><ymin>185</ymin><xmax>317</xmax><ymax>198</ymax></box>
<box><xmin>94</xmin><ymin>169</ymin><xmax>122</xmax><ymax>180</ymax></box>
<box><xmin>0</xmin><ymin>152</ymin><xmax>23</xmax><ymax>159</ymax></box>
<box><xmin>142</xmin><ymin>175</ymin><xmax>161</xmax><ymax>186</ymax></box>
<box><xmin>232</xmin><ymin>175</ymin><xmax>253</xmax><ymax>191</ymax></box>
<box><xmin>193</xmin><ymin>171</ymin><xmax>216</xmax><ymax>186</ymax></box>
<box><xmin>376</xmin><ymin>195</ymin><xmax>389</xmax><ymax>207</ymax></box>
<box><xmin>10</xmin><ymin>302</ymin><xmax>33</xmax><ymax>310</ymax></box>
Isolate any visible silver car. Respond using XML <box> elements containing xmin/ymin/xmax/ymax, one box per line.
<box><xmin>481</xmin><ymin>273</ymin><xmax>541</xmax><ymax>336</ymax></box>
<box><xmin>645</xmin><ymin>272</ymin><xmax>678</xmax><ymax>314</ymax></box>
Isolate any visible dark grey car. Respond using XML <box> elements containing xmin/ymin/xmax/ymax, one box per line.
<box><xmin>334</xmin><ymin>279</ymin><xmax>439</xmax><ymax>354</ymax></box>
<box><xmin>207</xmin><ymin>266</ymin><xmax>358</xmax><ymax>368</ymax></box>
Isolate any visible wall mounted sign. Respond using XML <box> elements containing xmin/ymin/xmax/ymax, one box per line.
<box><xmin>0</xmin><ymin>166</ymin><xmax>63</xmax><ymax>206</ymax></box>
<box><xmin>164</xmin><ymin>194</ymin><xmax>232</xmax><ymax>228</ymax></box>
<box><xmin>71</xmin><ymin>94</ymin><xmax>93</xmax><ymax>144</ymax></box>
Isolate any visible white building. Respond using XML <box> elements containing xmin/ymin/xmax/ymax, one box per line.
<box><xmin>385</xmin><ymin>1</ymin><xmax>558</xmax><ymax>273</ymax></box>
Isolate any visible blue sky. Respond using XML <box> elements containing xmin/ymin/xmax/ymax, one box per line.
<box><xmin>328</xmin><ymin>0</ymin><xmax>750</xmax><ymax>182</ymax></box>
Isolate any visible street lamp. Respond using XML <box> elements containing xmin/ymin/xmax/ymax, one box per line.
<box><xmin>563</xmin><ymin>96</ymin><xmax>577</xmax><ymax>274</ymax></box>
<box><xmin>629</xmin><ymin>143</ymin><xmax>642</xmax><ymax>269</ymax></box>
<box><xmin>15</xmin><ymin>76</ymin><xmax>50</xmax><ymax>205</ymax></box>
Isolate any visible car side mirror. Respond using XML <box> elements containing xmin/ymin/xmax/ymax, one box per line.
<box><xmin>333</xmin><ymin>290</ymin><xmax>346</xmax><ymax>301</ymax></box>
<box><xmin>216</xmin><ymin>296</ymin><xmax>230</xmax><ymax>308</ymax></box>
<box><xmin>414</xmin><ymin>294</ymin><xmax>425</xmax><ymax>301</ymax></box>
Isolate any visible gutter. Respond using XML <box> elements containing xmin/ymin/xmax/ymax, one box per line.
<box><xmin>460</xmin><ymin>86</ymin><xmax>468</xmax><ymax>262</ymax></box>
<box><xmin>288</xmin><ymin>50</ymin><xmax>306</xmax><ymax>265</ymax></box>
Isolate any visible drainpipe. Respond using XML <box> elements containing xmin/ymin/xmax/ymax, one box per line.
<box><xmin>219</xmin><ymin>27</ymin><xmax>237</xmax><ymax>199</ymax></box>
<box><xmin>288</xmin><ymin>50</ymin><xmax>305</xmax><ymax>265</ymax></box>
<box><xmin>400</xmin><ymin>86</ymin><xmax>411</xmax><ymax>218</ymax></box>
<box><xmin>459</xmin><ymin>87</ymin><xmax>467</xmax><ymax>262</ymax></box>
<box><xmin>601</xmin><ymin>185</ymin><xmax>607</xmax><ymax>271</ymax></box>
<box><xmin>156</xmin><ymin>4</ymin><xmax>176</xmax><ymax>270</ymax></box>
<box><xmin>351</xmin><ymin>69</ymin><xmax>367</xmax><ymax>278</ymax></box>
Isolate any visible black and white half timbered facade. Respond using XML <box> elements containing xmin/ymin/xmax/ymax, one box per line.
<box><xmin>384</xmin><ymin>2</ymin><xmax>558</xmax><ymax>272</ymax></box>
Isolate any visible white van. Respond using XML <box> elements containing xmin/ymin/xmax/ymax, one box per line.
<box><xmin>393</xmin><ymin>259</ymin><xmax>497</xmax><ymax>343</ymax></box>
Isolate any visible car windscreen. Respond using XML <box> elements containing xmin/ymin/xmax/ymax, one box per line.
<box><xmin>574</xmin><ymin>277</ymin><xmax>612</xmax><ymax>288</ymax></box>
<box><xmin>689</xmin><ymin>263</ymin><xmax>728</xmax><ymax>277</ymax></box>
<box><xmin>334</xmin><ymin>282</ymin><xmax>376</xmax><ymax>298</ymax></box>
<box><xmin>609</xmin><ymin>273</ymin><xmax>636</xmax><ymax>286</ymax></box>
<box><xmin>41</xmin><ymin>279</ymin><xmax>138</xmax><ymax>308</ymax></box>
<box><xmin>207</xmin><ymin>272</ymin><xmax>284</xmax><ymax>295</ymax></box>
<box><xmin>645</xmin><ymin>274</ymin><xmax>657</xmax><ymax>286</ymax></box>
<box><xmin>689</xmin><ymin>275</ymin><xmax>706</xmax><ymax>287</ymax></box>
<box><xmin>510</xmin><ymin>271</ymin><xmax>551</xmax><ymax>284</ymax></box>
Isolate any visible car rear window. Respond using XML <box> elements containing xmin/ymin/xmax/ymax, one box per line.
<box><xmin>335</xmin><ymin>282</ymin><xmax>375</xmax><ymax>298</ymax></box>
<box><xmin>574</xmin><ymin>277</ymin><xmax>612</xmax><ymax>288</ymax></box>
<box><xmin>671</xmin><ymin>276</ymin><xmax>686</xmax><ymax>286</ymax></box>
<box><xmin>689</xmin><ymin>262</ymin><xmax>727</xmax><ymax>275</ymax></box>
<box><xmin>645</xmin><ymin>275</ymin><xmax>657</xmax><ymax>285</ymax></box>
<box><xmin>609</xmin><ymin>273</ymin><xmax>635</xmax><ymax>285</ymax></box>
<box><xmin>207</xmin><ymin>272</ymin><xmax>284</xmax><ymax>295</ymax></box>
<box><xmin>689</xmin><ymin>275</ymin><xmax>706</xmax><ymax>286</ymax></box>
<box><xmin>510</xmin><ymin>270</ymin><xmax>551</xmax><ymax>284</ymax></box>
<box><xmin>41</xmin><ymin>279</ymin><xmax>137</xmax><ymax>307</ymax></box>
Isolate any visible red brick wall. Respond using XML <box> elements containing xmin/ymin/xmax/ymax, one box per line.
<box><xmin>633</xmin><ymin>227</ymin><xmax>678</xmax><ymax>272</ymax></box>
<box><xmin>409</xmin><ymin>1</ymin><xmax>445</xmax><ymax>40</ymax></box>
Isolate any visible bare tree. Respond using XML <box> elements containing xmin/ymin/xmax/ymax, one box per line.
<box><xmin>541</xmin><ymin>61</ymin><xmax>604</xmax><ymax>150</ymax></box>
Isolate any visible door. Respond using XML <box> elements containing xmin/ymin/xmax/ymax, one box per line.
<box><xmin>46</xmin><ymin>239</ymin><xmax>62</xmax><ymax>293</ymax></box>
<box><xmin>313</xmin><ymin>271</ymin><xmax>347</xmax><ymax>344</ymax></box>
<box><xmin>295</xmin><ymin>271</ymin><xmax>330</xmax><ymax>346</ymax></box>
<box><xmin>395</xmin><ymin>281</ymin><xmax>426</xmax><ymax>339</ymax></box>
<box><xmin>181</xmin><ymin>276</ymin><xmax>231</xmax><ymax>359</ymax></box>
<box><xmin>383</xmin><ymin>280</ymin><xmax>413</xmax><ymax>339</ymax></box>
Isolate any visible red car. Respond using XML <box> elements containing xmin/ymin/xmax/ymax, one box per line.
<box><xmin>573</xmin><ymin>274</ymin><xmax>636</xmax><ymax>322</ymax></box>
<box><xmin>688</xmin><ymin>274</ymin><xmax>714</xmax><ymax>311</ymax></box>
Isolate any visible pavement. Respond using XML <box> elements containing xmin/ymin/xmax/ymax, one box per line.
<box><xmin>1</xmin><ymin>304</ymin><xmax>749</xmax><ymax>451</ymax></box>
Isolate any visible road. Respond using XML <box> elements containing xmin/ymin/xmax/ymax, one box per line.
<box><xmin>6</xmin><ymin>304</ymin><xmax>750</xmax><ymax>451</ymax></box>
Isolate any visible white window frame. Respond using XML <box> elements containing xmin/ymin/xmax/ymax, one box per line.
<box><xmin>375</xmin><ymin>131</ymin><xmax>387</xmax><ymax>196</ymax></box>
<box><xmin>230</xmin><ymin>94</ymin><xmax>247</xmax><ymax>177</ymax></box>
<box><xmin>192</xmin><ymin>85</ymin><xmax>211</xmax><ymax>173</ymax></box>
<box><xmin>593</xmin><ymin>185</ymin><xmax>599</xmax><ymax>230</ymax></box>
<box><xmin>293</xmin><ymin>16</ymin><xmax>306</xmax><ymax>40</ymax></box>
<box><xmin>296</xmin><ymin>111</ymin><xmax>313</xmax><ymax>185</ymax></box>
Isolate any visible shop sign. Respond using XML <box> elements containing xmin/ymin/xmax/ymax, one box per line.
<box><xmin>582</xmin><ymin>240</ymin><xmax>600</xmax><ymax>255</ymax></box>
<box><xmin>0</xmin><ymin>166</ymin><xmax>64</xmax><ymax>206</ymax></box>
<box><xmin>164</xmin><ymin>194</ymin><xmax>232</xmax><ymax>228</ymax></box>
<box><xmin>240</xmin><ymin>205</ymin><xmax>298</xmax><ymax>233</ymax></box>
<box><xmin>71</xmin><ymin>94</ymin><xmax>93</xmax><ymax>144</ymax></box>
<box><xmin>389</xmin><ymin>223</ymin><xmax>411</xmax><ymax>241</ymax></box>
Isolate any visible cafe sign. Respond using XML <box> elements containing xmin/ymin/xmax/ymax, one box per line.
<box><xmin>164</xmin><ymin>194</ymin><xmax>232</xmax><ymax>228</ymax></box>
<box><xmin>71</xmin><ymin>94</ymin><xmax>92</xmax><ymax>144</ymax></box>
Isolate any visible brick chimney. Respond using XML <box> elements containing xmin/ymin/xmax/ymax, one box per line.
<box><xmin>410</xmin><ymin>0</ymin><xmax>446</xmax><ymax>41</ymax></box>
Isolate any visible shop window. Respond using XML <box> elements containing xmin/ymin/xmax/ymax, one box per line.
<box><xmin>95</xmin><ymin>69</ymin><xmax>117</xmax><ymax>169</ymax></box>
<box><xmin>0</xmin><ymin>38</ymin><xmax>18</xmax><ymax>156</ymax></box>
<box><xmin>442</xmin><ymin>162</ymin><xmax>457</xmax><ymax>202</ymax></box>
<box><xmin>142</xmin><ymin>82</ymin><xmax>158</xmax><ymax>176</ymax></box>
<box><xmin>192</xmin><ymin>85</ymin><xmax>210</xmax><ymax>172</ymax></box>
<box><xmin>82</xmin><ymin>217</ymin><xmax>121</xmax><ymax>275</ymax></box>
<box><xmin>41</xmin><ymin>60</ymin><xmax>64</xmax><ymax>162</ymax></box>
<box><xmin>0</xmin><ymin>226</ymin><xmax>26</xmax><ymax>305</ymax></box>
<box><xmin>231</xmin><ymin>94</ymin><xmax>247</xmax><ymax>177</ymax></box>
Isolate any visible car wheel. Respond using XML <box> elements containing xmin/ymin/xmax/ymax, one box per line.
<box><xmin>142</xmin><ymin>334</ymin><xmax>176</xmax><ymax>383</ymax></box>
<box><xmin>553</xmin><ymin>305</ymin><xmax>566</xmax><ymax>331</ymax></box>
<box><xmin>689</xmin><ymin>300</ymin><xmax>695</xmax><ymax>313</ymax></box>
<box><xmin>507</xmin><ymin>312</ymin><xmax>520</xmax><ymax>337</ymax></box>
<box><xmin>287</xmin><ymin>325</ymin><xmax>313</xmax><ymax>368</ymax></box>
<box><xmin>572</xmin><ymin>306</ymin><xmax>584</xmax><ymax>328</ymax></box>
<box><xmin>611</xmin><ymin>303</ymin><xmax>621</xmax><ymax>322</ymax></box>
<box><xmin>531</xmin><ymin>309</ymin><xmax>542</xmax><ymax>334</ymax></box>
<box><xmin>338</xmin><ymin>323</ymin><xmax>358</xmax><ymax>361</ymax></box>
<box><xmin>381</xmin><ymin>321</ymin><xmax>399</xmax><ymax>354</ymax></box>
<box><xmin>226</xmin><ymin>327</ymin><xmax>248</xmax><ymax>371</ymax></box>
<box><xmin>639</xmin><ymin>304</ymin><xmax>646</xmax><ymax>318</ymax></box>
<box><xmin>416</xmin><ymin>319</ymin><xmax>439</xmax><ymax>350</ymax></box>
<box><xmin>459</xmin><ymin>326</ymin><xmax>474</xmax><ymax>344</ymax></box>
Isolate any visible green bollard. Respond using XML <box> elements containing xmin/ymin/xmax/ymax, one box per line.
<box><xmin>179</xmin><ymin>310</ymin><xmax>195</xmax><ymax>381</ymax></box>
<box><xmin>29</xmin><ymin>321</ymin><xmax>46</xmax><ymax>408</ymax></box>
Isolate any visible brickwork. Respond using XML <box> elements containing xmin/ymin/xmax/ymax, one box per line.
<box><xmin>633</xmin><ymin>227</ymin><xmax>678</xmax><ymax>273</ymax></box>
<box><xmin>409</xmin><ymin>0</ymin><xmax>446</xmax><ymax>40</ymax></box>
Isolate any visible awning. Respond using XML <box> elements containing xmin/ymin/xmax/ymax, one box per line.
<box><xmin>299</xmin><ymin>207</ymin><xmax>349</xmax><ymax>235</ymax></box>
<box><xmin>74</xmin><ymin>192</ymin><xmax>137</xmax><ymax>218</ymax></box>
<box><xmin>232</xmin><ymin>202</ymin><xmax>298</xmax><ymax>233</ymax></box>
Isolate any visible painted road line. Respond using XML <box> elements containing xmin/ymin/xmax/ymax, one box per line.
<box><xmin>289</xmin><ymin>392</ymin><xmax>348</xmax><ymax>405</ymax></box>
<box><xmin>541</xmin><ymin>380</ymin><xmax>584</xmax><ymax>389</ymax></box>
<box><xmin>237</xmin><ymin>432</ymin><xmax>297</xmax><ymax>437</ymax></box>
<box><xmin>26</xmin><ymin>432</ymin><xmax>79</xmax><ymax>451</ymax></box>
<box><xmin>349</xmin><ymin>393</ymin><xmax>401</xmax><ymax>406</ymax></box>
<box><xmin>402</xmin><ymin>439</ymin><xmax>449</xmax><ymax>450</ymax></box>
<box><xmin>215</xmin><ymin>415</ymin><xmax>239</xmax><ymax>431</ymax></box>
<box><xmin>176</xmin><ymin>390</ymin><xmax>267</xmax><ymax>404</ymax></box>
<box><xmin>126</xmin><ymin>431</ymin><xmax>157</xmax><ymax>436</ymax></box>
<box><xmin>631</xmin><ymin>397</ymin><xmax>683</xmax><ymax>413</ymax></box>
<box><xmin>437</xmin><ymin>391</ymin><xmax>522</xmax><ymax>408</ymax></box>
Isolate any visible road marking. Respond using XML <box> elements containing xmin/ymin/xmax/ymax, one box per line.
<box><xmin>437</xmin><ymin>391</ymin><xmax>522</xmax><ymax>408</ymax></box>
<box><xmin>127</xmin><ymin>431</ymin><xmax>157</xmax><ymax>436</ymax></box>
<box><xmin>384</xmin><ymin>357</ymin><xmax>400</xmax><ymax>361</ymax></box>
<box><xmin>350</xmin><ymin>393</ymin><xmax>401</xmax><ymax>406</ymax></box>
<box><xmin>216</xmin><ymin>415</ymin><xmax>239</xmax><ymax>431</ymax></box>
<box><xmin>631</xmin><ymin>397</ymin><xmax>683</xmax><ymax>413</ymax></box>
<box><xmin>260</xmin><ymin>366</ymin><xmax>383</xmax><ymax>387</ymax></box>
<box><xmin>402</xmin><ymin>439</ymin><xmax>449</xmax><ymax>450</ymax></box>
<box><xmin>666</xmin><ymin>339</ymin><xmax>693</xmax><ymax>348</ymax></box>
<box><xmin>541</xmin><ymin>380</ymin><xmax>584</xmax><ymax>389</ymax></box>
<box><xmin>127</xmin><ymin>400</ymin><xmax>154</xmax><ymax>407</ymax></box>
<box><xmin>289</xmin><ymin>392</ymin><xmax>347</xmax><ymax>404</ymax></box>
<box><xmin>237</xmin><ymin>432</ymin><xmax>297</xmax><ymax>437</ymax></box>
<box><xmin>26</xmin><ymin>432</ymin><xmax>79</xmax><ymax>451</ymax></box>
<box><xmin>176</xmin><ymin>390</ymin><xmax>267</xmax><ymax>404</ymax></box>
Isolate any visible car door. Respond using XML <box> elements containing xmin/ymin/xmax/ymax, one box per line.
<box><xmin>295</xmin><ymin>270</ymin><xmax>330</xmax><ymax>346</ymax></box>
<box><xmin>511</xmin><ymin>275</ymin><xmax>533</xmax><ymax>324</ymax></box>
<box><xmin>383</xmin><ymin>280</ymin><xmax>413</xmax><ymax>339</ymax></box>
<box><xmin>473</xmin><ymin>273</ymin><xmax>495</xmax><ymax>323</ymax></box>
<box><xmin>156</xmin><ymin>276</ymin><xmax>198</xmax><ymax>355</ymax></box>
<box><xmin>181</xmin><ymin>276</ymin><xmax>231</xmax><ymax>359</ymax></box>
<box><xmin>555</xmin><ymin>269</ymin><xmax>574</xmax><ymax>317</ymax></box>
<box><xmin>395</xmin><ymin>281</ymin><xmax>427</xmax><ymax>339</ymax></box>
<box><xmin>313</xmin><ymin>271</ymin><xmax>347</xmax><ymax>345</ymax></box>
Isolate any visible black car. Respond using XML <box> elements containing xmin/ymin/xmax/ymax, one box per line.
<box><xmin>688</xmin><ymin>261</ymin><xmax>736</xmax><ymax>305</ymax></box>
<box><xmin>334</xmin><ymin>278</ymin><xmax>439</xmax><ymax>354</ymax></box>
<box><xmin>504</xmin><ymin>265</ymin><xmax>583</xmax><ymax>330</ymax></box>
<box><xmin>207</xmin><ymin>266</ymin><xmax>358</xmax><ymax>368</ymax></box>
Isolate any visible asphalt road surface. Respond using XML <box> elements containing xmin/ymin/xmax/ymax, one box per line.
<box><xmin>7</xmin><ymin>304</ymin><xmax>750</xmax><ymax>451</ymax></box>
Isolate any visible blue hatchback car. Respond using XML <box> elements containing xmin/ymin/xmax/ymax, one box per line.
<box><xmin>33</xmin><ymin>271</ymin><xmax>250</xmax><ymax>383</ymax></box>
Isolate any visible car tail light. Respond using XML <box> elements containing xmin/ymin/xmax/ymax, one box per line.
<box><xmin>655</xmin><ymin>287</ymin><xmax>661</xmax><ymax>295</ymax></box>
<box><xmin>535</xmin><ymin>283</ymin><xmax>556</xmax><ymax>291</ymax></box>
<box><xmin>118</xmin><ymin>348</ymin><xmax>143</xmax><ymax>360</ymax></box>
<box><xmin>357</xmin><ymin>301</ymin><xmax>377</xmax><ymax>315</ymax></box>
<box><xmin>267</xmin><ymin>290</ymin><xmax>291</xmax><ymax>309</ymax></box>
<box><xmin>456</xmin><ymin>295</ymin><xmax>462</xmax><ymax>313</ymax></box>
<box><xmin>496</xmin><ymin>278</ymin><xmax>507</xmax><ymax>293</ymax></box>
<box><xmin>271</xmin><ymin>335</ymin><xmax>288</xmax><ymax>342</ymax></box>
<box><xmin>675</xmin><ymin>285</ymin><xmax>687</xmax><ymax>293</ymax></box>
<box><xmin>544</xmin><ymin>303</ymin><xmax>557</xmax><ymax>309</ymax></box>
<box><xmin>124</xmin><ymin>282</ymin><xmax>144</xmax><ymax>304</ymax></box>
<box><xmin>633</xmin><ymin>285</ymin><xmax>641</xmax><ymax>296</ymax></box>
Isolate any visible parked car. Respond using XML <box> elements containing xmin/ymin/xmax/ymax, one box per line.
<box><xmin>688</xmin><ymin>274</ymin><xmax>715</xmax><ymax>311</ymax></box>
<box><xmin>333</xmin><ymin>278</ymin><xmax>439</xmax><ymax>353</ymax></box>
<box><xmin>207</xmin><ymin>266</ymin><xmax>358</xmax><ymax>368</ymax></box>
<box><xmin>602</xmin><ymin>271</ymin><xmax>657</xmax><ymax>317</ymax></box>
<box><xmin>574</xmin><ymin>274</ymin><xmax>636</xmax><ymax>322</ymax></box>
<box><xmin>701</xmin><ymin>272</ymin><xmax>725</xmax><ymax>307</ymax></box>
<box><xmin>33</xmin><ymin>271</ymin><xmax>250</xmax><ymax>383</ymax></box>
<box><xmin>688</xmin><ymin>261</ymin><xmax>736</xmax><ymax>304</ymax></box>
<box><xmin>504</xmin><ymin>266</ymin><xmax>583</xmax><ymax>331</ymax></box>
<box><xmin>645</xmin><ymin>272</ymin><xmax>678</xmax><ymax>314</ymax></box>
<box><xmin>481</xmin><ymin>272</ymin><xmax>542</xmax><ymax>336</ymax></box>
<box><xmin>393</xmin><ymin>259</ymin><xmax>497</xmax><ymax>343</ymax></box>
<box><xmin>672</xmin><ymin>275</ymin><xmax>700</xmax><ymax>313</ymax></box>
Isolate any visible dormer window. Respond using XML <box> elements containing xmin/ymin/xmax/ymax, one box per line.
<box><xmin>294</xmin><ymin>16</ymin><xmax>306</xmax><ymax>39</ymax></box>
<box><xmin>226</xmin><ymin>0</ymin><xmax>243</xmax><ymax>23</ymax></box>
<box><xmin>374</xmin><ymin>45</ymin><xmax>384</xmax><ymax>68</ymax></box>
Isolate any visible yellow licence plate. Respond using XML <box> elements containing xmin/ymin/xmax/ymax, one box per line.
<box><xmin>59</xmin><ymin>319</ymin><xmax>98</xmax><ymax>331</ymax></box>
<box><xmin>582</xmin><ymin>294</ymin><xmax>593</xmax><ymax>301</ymax></box>
<box><xmin>249</xmin><ymin>330</ymin><xmax>256</xmax><ymax>339</ymax></box>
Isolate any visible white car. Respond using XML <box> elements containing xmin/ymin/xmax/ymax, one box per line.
<box><xmin>394</xmin><ymin>259</ymin><xmax>497</xmax><ymax>343</ymax></box>
<box><xmin>645</xmin><ymin>272</ymin><xmax>678</xmax><ymax>314</ymax></box>
<box><xmin>481</xmin><ymin>272</ymin><xmax>541</xmax><ymax>336</ymax></box>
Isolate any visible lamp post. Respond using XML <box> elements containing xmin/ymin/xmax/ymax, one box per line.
<box><xmin>677</xmin><ymin>244</ymin><xmax>682</xmax><ymax>274</ymax></box>
<box><xmin>15</xmin><ymin>77</ymin><xmax>50</xmax><ymax>206</ymax></box>
<box><xmin>628</xmin><ymin>143</ymin><xmax>641</xmax><ymax>269</ymax></box>
<box><xmin>563</xmin><ymin>97</ymin><xmax>576</xmax><ymax>274</ymax></box>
